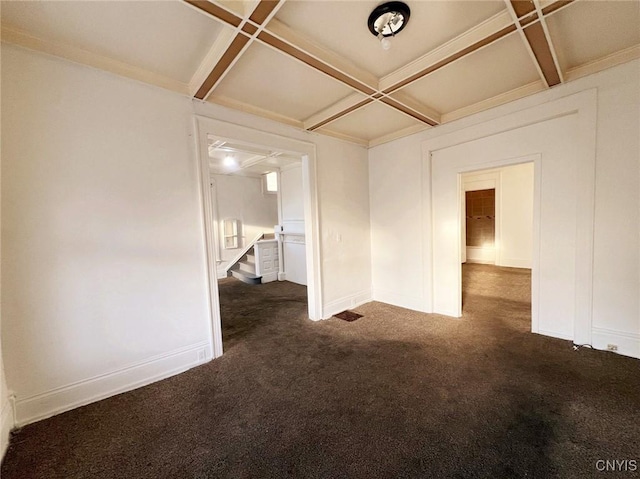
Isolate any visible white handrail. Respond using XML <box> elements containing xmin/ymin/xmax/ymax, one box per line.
<box><xmin>224</xmin><ymin>232</ymin><xmax>265</xmax><ymax>273</ymax></box>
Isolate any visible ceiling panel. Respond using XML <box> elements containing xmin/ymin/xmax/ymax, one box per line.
<box><xmin>545</xmin><ymin>0</ymin><xmax>640</xmax><ymax>72</ymax></box>
<box><xmin>319</xmin><ymin>101</ymin><xmax>422</xmax><ymax>141</ymax></box>
<box><xmin>1</xmin><ymin>0</ymin><xmax>224</xmax><ymax>83</ymax></box>
<box><xmin>233</xmin><ymin>159</ymin><xmax>300</xmax><ymax>177</ymax></box>
<box><xmin>275</xmin><ymin>0</ymin><xmax>506</xmax><ymax>78</ymax></box>
<box><xmin>207</xmin><ymin>137</ymin><xmax>300</xmax><ymax>177</ymax></box>
<box><xmin>210</xmin><ymin>42</ymin><xmax>354</xmax><ymax>121</ymax></box>
<box><xmin>400</xmin><ymin>33</ymin><xmax>540</xmax><ymax>114</ymax></box>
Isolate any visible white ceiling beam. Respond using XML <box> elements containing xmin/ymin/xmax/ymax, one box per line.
<box><xmin>207</xmin><ymin>94</ymin><xmax>304</xmax><ymax>128</ymax></box>
<box><xmin>303</xmin><ymin>93</ymin><xmax>371</xmax><ymax>130</ymax></box>
<box><xmin>383</xmin><ymin>91</ymin><xmax>441</xmax><ymax>126</ymax></box>
<box><xmin>541</xmin><ymin>0</ymin><xmax>575</xmax><ymax>17</ymax></box>
<box><xmin>183</xmin><ymin>0</ymin><xmax>243</xmax><ymax>27</ymax></box>
<box><xmin>563</xmin><ymin>44</ymin><xmax>640</xmax><ymax>83</ymax></box>
<box><xmin>263</xmin><ymin>18</ymin><xmax>379</xmax><ymax>94</ymax></box>
<box><xmin>368</xmin><ymin>123</ymin><xmax>431</xmax><ymax>149</ymax></box>
<box><xmin>309</xmin><ymin>128</ymin><xmax>369</xmax><ymax>148</ymax></box>
<box><xmin>186</xmin><ymin>0</ymin><xmax>286</xmax><ymax>100</ymax></box>
<box><xmin>379</xmin><ymin>10</ymin><xmax>515</xmax><ymax>93</ymax></box>
<box><xmin>504</xmin><ymin>0</ymin><xmax>562</xmax><ymax>87</ymax></box>
<box><xmin>0</xmin><ymin>24</ymin><xmax>189</xmax><ymax>95</ymax></box>
<box><xmin>219</xmin><ymin>0</ymin><xmax>258</xmax><ymax>18</ymax></box>
<box><xmin>440</xmin><ymin>80</ymin><xmax>546</xmax><ymax>124</ymax></box>
<box><xmin>240</xmin><ymin>154</ymin><xmax>270</xmax><ymax>169</ymax></box>
<box><xmin>188</xmin><ymin>28</ymin><xmax>237</xmax><ymax>97</ymax></box>
<box><xmin>533</xmin><ymin>0</ymin><xmax>564</xmax><ymax>83</ymax></box>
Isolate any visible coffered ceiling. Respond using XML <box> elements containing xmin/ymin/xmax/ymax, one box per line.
<box><xmin>2</xmin><ymin>0</ymin><xmax>639</xmax><ymax>147</ymax></box>
<box><xmin>207</xmin><ymin>136</ymin><xmax>300</xmax><ymax>177</ymax></box>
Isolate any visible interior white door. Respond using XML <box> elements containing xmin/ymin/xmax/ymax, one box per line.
<box><xmin>280</xmin><ymin>166</ymin><xmax>307</xmax><ymax>285</ymax></box>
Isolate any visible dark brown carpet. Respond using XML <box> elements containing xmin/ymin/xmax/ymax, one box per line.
<box><xmin>2</xmin><ymin>264</ymin><xmax>639</xmax><ymax>478</ymax></box>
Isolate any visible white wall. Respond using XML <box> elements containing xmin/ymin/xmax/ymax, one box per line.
<box><xmin>499</xmin><ymin>163</ymin><xmax>534</xmax><ymax>268</ymax></box>
<box><xmin>369</xmin><ymin>59</ymin><xmax>639</xmax><ymax>359</ymax></box>
<box><xmin>432</xmin><ymin>115</ymin><xmax>579</xmax><ymax>338</ymax></box>
<box><xmin>211</xmin><ymin>174</ymin><xmax>277</xmax><ymax>272</ymax></box>
<box><xmin>1</xmin><ymin>85</ymin><xmax>15</xmax><ymax>457</ymax></box>
<box><xmin>280</xmin><ymin>166</ymin><xmax>304</xmax><ymax>221</ymax></box>
<box><xmin>1</xmin><ymin>44</ymin><xmax>212</xmax><ymax>425</ymax></box>
<box><xmin>1</xmin><ymin>43</ymin><xmax>372</xmax><ymax>426</ymax></box>
<box><xmin>316</xmin><ymin>140</ymin><xmax>372</xmax><ymax>316</ymax></box>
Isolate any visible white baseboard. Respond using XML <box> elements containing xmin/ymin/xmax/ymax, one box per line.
<box><xmin>537</xmin><ymin>329</ymin><xmax>573</xmax><ymax>341</ymax></box>
<box><xmin>277</xmin><ymin>272</ymin><xmax>287</xmax><ymax>281</ymax></box>
<box><xmin>372</xmin><ymin>288</ymin><xmax>427</xmax><ymax>313</ymax></box>
<box><xmin>261</xmin><ymin>272</ymin><xmax>278</xmax><ymax>283</ymax></box>
<box><xmin>497</xmin><ymin>258</ymin><xmax>532</xmax><ymax>269</ymax></box>
<box><xmin>592</xmin><ymin>327</ymin><xmax>640</xmax><ymax>359</ymax></box>
<box><xmin>14</xmin><ymin>340</ymin><xmax>212</xmax><ymax>427</ymax></box>
<box><xmin>323</xmin><ymin>289</ymin><xmax>371</xmax><ymax>319</ymax></box>
<box><xmin>1</xmin><ymin>395</ymin><xmax>15</xmax><ymax>461</ymax></box>
<box><xmin>466</xmin><ymin>247</ymin><xmax>495</xmax><ymax>264</ymax></box>
<box><xmin>433</xmin><ymin>308</ymin><xmax>462</xmax><ymax>318</ymax></box>
<box><xmin>466</xmin><ymin>258</ymin><xmax>495</xmax><ymax>265</ymax></box>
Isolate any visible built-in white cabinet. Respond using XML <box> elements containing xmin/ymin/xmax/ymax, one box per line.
<box><xmin>254</xmin><ymin>239</ymin><xmax>279</xmax><ymax>283</ymax></box>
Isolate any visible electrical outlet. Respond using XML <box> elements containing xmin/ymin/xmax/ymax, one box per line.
<box><xmin>198</xmin><ymin>349</ymin><xmax>206</xmax><ymax>361</ymax></box>
<box><xmin>606</xmin><ymin>344</ymin><xmax>618</xmax><ymax>352</ymax></box>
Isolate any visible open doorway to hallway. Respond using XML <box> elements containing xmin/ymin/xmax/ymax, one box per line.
<box><xmin>460</xmin><ymin>163</ymin><xmax>534</xmax><ymax>331</ymax></box>
<box><xmin>205</xmin><ymin>135</ymin><xmax>310</xmax><ymax>351</ymax></box>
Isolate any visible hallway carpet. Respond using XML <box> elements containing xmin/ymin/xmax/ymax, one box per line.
<box><xmin>2</xmin><ymin>265</ymin><xmax>639</xmax><ymax>478</ymax></box>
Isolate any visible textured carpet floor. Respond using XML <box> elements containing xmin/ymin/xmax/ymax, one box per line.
<box><xmin>2</xmin><ymin>264</ymin><xmax>639</xmax><ymax>478</ymax></box>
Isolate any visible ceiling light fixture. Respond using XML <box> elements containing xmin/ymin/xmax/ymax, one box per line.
<box><xmin>223</xmin><ymin>155</ymin><xmax>236</xmax><ymax>167</ymax></box>
<box><xmin>368</xmin><ymin>1</ymin><xmax>411</xmax><ymax>51</ymax></box>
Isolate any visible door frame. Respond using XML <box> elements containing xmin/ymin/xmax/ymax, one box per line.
<box><xmin>193</xmin><ymin>115</ymin><xmax>323</xmax><ymax>359</ymax></box>
<box><xmin>421</xmin><ymin>89</ymin><xmax>597</xmax><ymax>345</ymax></box>
<box><xmin>455</xmin><ymin>156</ymin><xmax>541</xmax><ymax>333</ymax></box>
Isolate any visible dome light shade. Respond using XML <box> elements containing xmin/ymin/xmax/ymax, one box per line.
<box><xmin>368</xmin><ymin>2</ymin><xmax>411</xmax><ymax>38</ymax></box>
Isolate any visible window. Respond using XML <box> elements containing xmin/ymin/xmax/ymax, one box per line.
<box><xmin>223</xmin><ymin>219</ymin><xmax>240</xmax><ymax>249</ymax></box>
<box><xmin>263</xmin><ymin>171</ymin><xmax>278</xmax><ymax>194</ymax></box>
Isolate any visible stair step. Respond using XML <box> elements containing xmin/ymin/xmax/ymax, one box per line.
<box><xmin>231</xmin><ymin>269</ymin><xmax>262</xmax><ymax>285</ymax></box>
<box><xmin>238</xmin><ymin>261</ymin><xmax>256</xmax><ymax>274</ymax></box>
<box><xmin>262</xmin><ymin>233</ymin><xmax>276</xmax><ymax>240</ymax></box>
<box><xmin>245</xmin><ymin>254</ymin><xmax>255</xmax><ymax>263</ymax></box>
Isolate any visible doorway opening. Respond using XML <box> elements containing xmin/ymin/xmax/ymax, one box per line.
<box><xmin>460</xmin><ymin>164</ymin><xmax>534</xmax><ymax>331</ymax></box>
<box><xmin>206</xmin><ymin>136</ymin><xmax>310</xmax><ymax>350</ymax></box>
<box><xmin>195</xmin><ymin>116</ymin><xmax>322</xmax><ymax>359</ymax></box>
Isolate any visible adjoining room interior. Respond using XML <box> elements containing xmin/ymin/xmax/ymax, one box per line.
<box><xmin>460</xmin><ymin>164</ymin><xmax>534</xmax><ymax>332</ymax></box>
<box><xmin>1</xmin><ymin>0</ymin><xmax>639</xmax><ymax>477</ymax></box>
<box><xmin>205</xmin><ymin>136</ymin><xmax>310</xmax><ymax>349</ymax></box>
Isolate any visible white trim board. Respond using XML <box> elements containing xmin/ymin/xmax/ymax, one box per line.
<box><xmin>194</xmin><ymin>115</ymin><xmax>324</xmax><ymax>360</ymax></box>
<box><xmin>14</xmin><ymin>341</ymin><xmax>212</xmax><ymax>427</ymax></box>
<box><xmin>423</xmin><ymin>89</ymin><xmax>597</xmax><ymax>347</ymax></box>
<box><xmin>1</xmin><ymin>396</ymin><xmax>16</xmax><ymax>460</ymax></box>
<box><xmin>323</xmin><ymin>290</ymin><xmax>372</xmax><ymax>319</ymax></box>
<box><xmin>372</xmin><ymin>288</ymin><xmax>426</xmax><ymax>314</ymax></box>
<box><xmin>592</xmin><ymin>328</ymin><xmax>640</xmax><ymax>360</ymax></box>
<box><xmin>537</xmin><ymin>330</ymin><xmax>574</xmax><ymax>342</ymax></box>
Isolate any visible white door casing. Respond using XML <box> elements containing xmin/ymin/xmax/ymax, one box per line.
<box><xmin>422</xmin><ymin>89</ymin><xmax>597</xmax><ymax>345</ymax></box>
<box><xmin>193</xmin><ymin>116</ymin><xmax>323</xmax><ymax>359</ymax></box>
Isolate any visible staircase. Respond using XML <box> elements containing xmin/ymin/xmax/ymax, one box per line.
<box><xmin>230</xmin><ymin>251</ymin><xmax>261</xmax><ymax>285</ymax></box>
<box><xmin>226</xmin><ymin>233</ymin><xmax>278</xmax><ymax>285</ymax></box>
